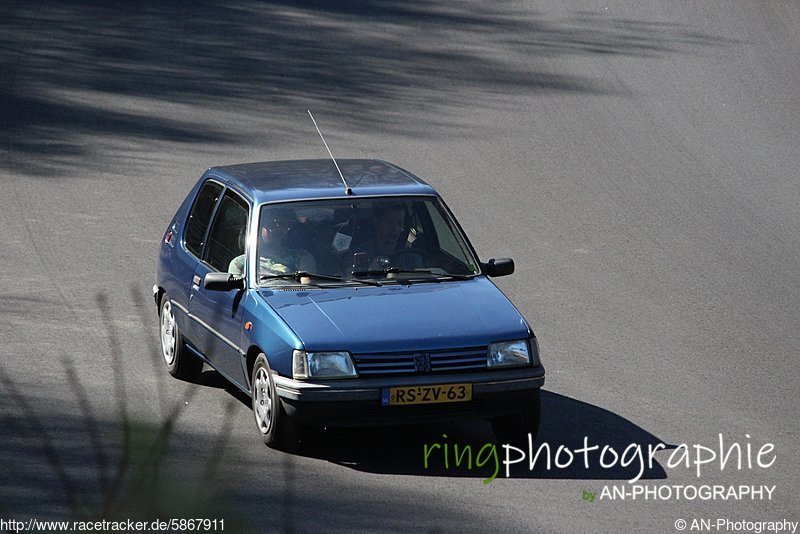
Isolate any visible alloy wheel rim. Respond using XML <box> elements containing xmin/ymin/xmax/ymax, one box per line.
<box><xmin>253</xmin><ymin>367</ymin><xmax>273</xmax><ymax>434</ymax></box>
<box><xmin>160</xmin><ymin>301</ymin><xmax>176</xmax><ymax>366</ymax></box>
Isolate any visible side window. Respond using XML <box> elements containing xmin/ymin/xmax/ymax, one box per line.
<box><xmin>203</xmin><ymin>190</ymin><xmax>249</xmax><ymax>273</ymax></box>
<box><xmin>424</xmin><ymin>199</ymin><xmax>478</xmax><ymax>274</ymax></box>
<box><xmin>425</xmin><ymin>202</ymin><xmax>462</xmax><ymax>258</ymax></box>
<box><xmin>185</xmin><ymin>181</ymin><xmax>223</xmax><ymax>258</ymax></box>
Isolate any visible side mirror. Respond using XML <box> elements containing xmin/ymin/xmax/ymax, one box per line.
<box><xmin>204</xmin><ymin>272</ymin><xmax>245</xmax><ymax>291</ymax></box>
<box><xmin>483</xmin><ymin>258</ymin><xmax>514</xmax><ymax>277</ymax></box>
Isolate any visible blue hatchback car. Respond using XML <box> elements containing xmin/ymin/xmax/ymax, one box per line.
<box><xmin>155</xmin><ymin>159</ymin><xmax>545</xmax><ymax>448</ymax></box>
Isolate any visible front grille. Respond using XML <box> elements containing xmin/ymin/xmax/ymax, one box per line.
<box><xmin>353</xmin><ymin>346</ymin><xmax>487</xmax><ymax>377</ymax></box>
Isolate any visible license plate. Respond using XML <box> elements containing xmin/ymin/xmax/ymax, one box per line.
<box><xmin>382</xmin><ymin>383</ymin><xmax>472</xmax><ymax>406</ymax></box>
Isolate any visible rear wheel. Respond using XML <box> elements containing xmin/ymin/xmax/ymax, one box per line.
<box><xmin>252</xmin><ymin>354</ymin><xmax>297</xmax><ymax>449</ymax></box>
<box><xmin>491</xmin><ymin>389</ymin><xmax>541</xmax><ymax>445</ymax></box>
<box><xmin>159</xmin><ymin>295</ymin><xmax>202</xmax><ymax>379</ymax></box>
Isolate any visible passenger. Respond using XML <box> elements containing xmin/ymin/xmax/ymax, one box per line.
<box><xmin>257</xmin><ymin>208</ymin><xmax>316</xmax><ymax>277</ymax></box>
<box><xmin>229</xmin><ymin>209</ymin><xmax>316</xmax><ymax>278</ymax></box>
<box><xmin>228</xmin><ymin>226</ymin><xmax>247</xmax><ymax>276</ymax></box>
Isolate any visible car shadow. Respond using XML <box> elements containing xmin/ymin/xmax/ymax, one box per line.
<box><xmin>185</xmin><ymin>367</ymin><xmax>252</xmax><ymax>406</ymax></box>
<box><xmin>221</xmin><ymin>385</ymin><xmax>675</xmax><ymax>481</ymax></box>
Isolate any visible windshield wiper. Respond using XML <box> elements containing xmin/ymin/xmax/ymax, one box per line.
<box><xmin>260</xmin><ymin>271</ymin><xmax>382</xmax><ymax>287</ymax></box>
<box><xmin>431</xmin><ymin>272</ymin><xmax>475</xmax><ymax>280</ymax></box>
<box><xmin>351</xmin><ymin>267</ymin><xmax>474</xmax><ymax>281</ymax></box>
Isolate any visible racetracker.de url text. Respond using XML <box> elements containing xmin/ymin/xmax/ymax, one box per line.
<box><xmin>0</xmin><ymin>518</ymin><xmax>225</xmax><ymax>532</ymax></box>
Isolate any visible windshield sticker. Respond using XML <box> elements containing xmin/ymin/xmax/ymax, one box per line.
<box><xmin>332</xmin><ymin>231</ymin><xmax>352</xmax><ymax>252</ymax></box>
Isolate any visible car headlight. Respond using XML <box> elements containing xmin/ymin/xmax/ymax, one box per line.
<box><xmin>487</xmin><ymin>339</ymin><xmax>538</xmax><ymax>368</ymax></box>
<box><xmin>292</xmin><ymin>350</ymin><xmax>358</xmax><ymax>379</ymax></box>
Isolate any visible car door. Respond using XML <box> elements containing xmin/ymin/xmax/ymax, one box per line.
<box><xmin>171</xmin><ymin>179</ymin><xmax>224</xmax><ymax>339</ymax></box>
<box><xmin>189</xmin><ymin>187</ymin><xmax>250</xmax><ymax>389</ymax></box>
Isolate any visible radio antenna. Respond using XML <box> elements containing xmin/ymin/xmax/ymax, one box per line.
<box><xmin>307</xmin><ymin>109</ymin><xmax>352</xmax><ymax>195</ymax></box>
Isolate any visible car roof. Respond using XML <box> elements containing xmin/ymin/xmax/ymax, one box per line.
<box><xmin>206</xmin><ymin>159</ymin><xmax>438</xmax><ymax>204</ymax></box>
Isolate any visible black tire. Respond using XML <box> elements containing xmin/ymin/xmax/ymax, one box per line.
<box><xmin>491</xmin><ymin>389</ymin><xmax>541</xmax><ymax>445</ymax></box>
<box><xmin>251</xmin><ymin>353</ymin><xmax>297</xmax><ymax>450</ymax></box>
<box><xmin>158</xmin><ymin>295</ymin><xmax>202</xmax><ymax>379</ymax></box>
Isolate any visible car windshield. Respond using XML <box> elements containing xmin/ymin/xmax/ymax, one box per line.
<box><xmin>256</xmin><ymin>196</ymin><xmax>480</xmax><ymax>286</ymax></box>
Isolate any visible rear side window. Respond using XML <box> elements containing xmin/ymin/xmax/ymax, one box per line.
<box><xmin>203</xmin><ymin>190</ymin><xmax>249</xmax><ymax>272</ymax></box>
<box><xmin>184</xmin><ymin>181</ymin><xmax>223</xmax><ymax>258</ymax></box>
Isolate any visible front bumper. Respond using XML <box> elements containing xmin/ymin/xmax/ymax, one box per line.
<box><xmin>273</xmin><ymin>367</ymin><xmax>545</xmax><ymax>427</ymax></box>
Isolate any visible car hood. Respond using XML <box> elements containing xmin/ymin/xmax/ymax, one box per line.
<box><xmin>257</xmin><ymin>277</ymin><xmax>529</xmax><ymax>353</ymax></box>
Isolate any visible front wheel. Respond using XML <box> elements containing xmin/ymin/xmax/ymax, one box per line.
<box><xmin>159</xmin><ymin>295</ymin><xmax>202</xmax><ymax>379</ymax></box>
<box><xmin>252</xmin><ymin>354</ymin><xmax>297</xmax><ymax>449</ymax></box>
<box><xmin>490</xmin><ymin>389</ymin><xmax>541</xmax><ymax>445</ymax></box>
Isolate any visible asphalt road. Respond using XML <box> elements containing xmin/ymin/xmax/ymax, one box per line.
<box><xmin>2</xmin><ymin>1</ymin><xmax>798</xmax><ymax>532</ymax></box>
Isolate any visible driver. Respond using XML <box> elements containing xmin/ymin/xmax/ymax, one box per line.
<box><xmin>356</xmin><ymin>202</ymin><xmax>421</xmax><ymax>271</ymax></box>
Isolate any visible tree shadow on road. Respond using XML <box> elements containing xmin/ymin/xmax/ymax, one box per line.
<box><xmin>0</xmin><ymin>287</ymin><xmax>242</xmax><ymax>523</ymax></box>
<box><xmin>1</xmin><ymin>0</ymin><xmax>733</xmax><ymax>176</ymax></box>
<box><xmin>0</xmin><ymin>285</ymin><xmax>499</xmax><ymax>529</ymax></box>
